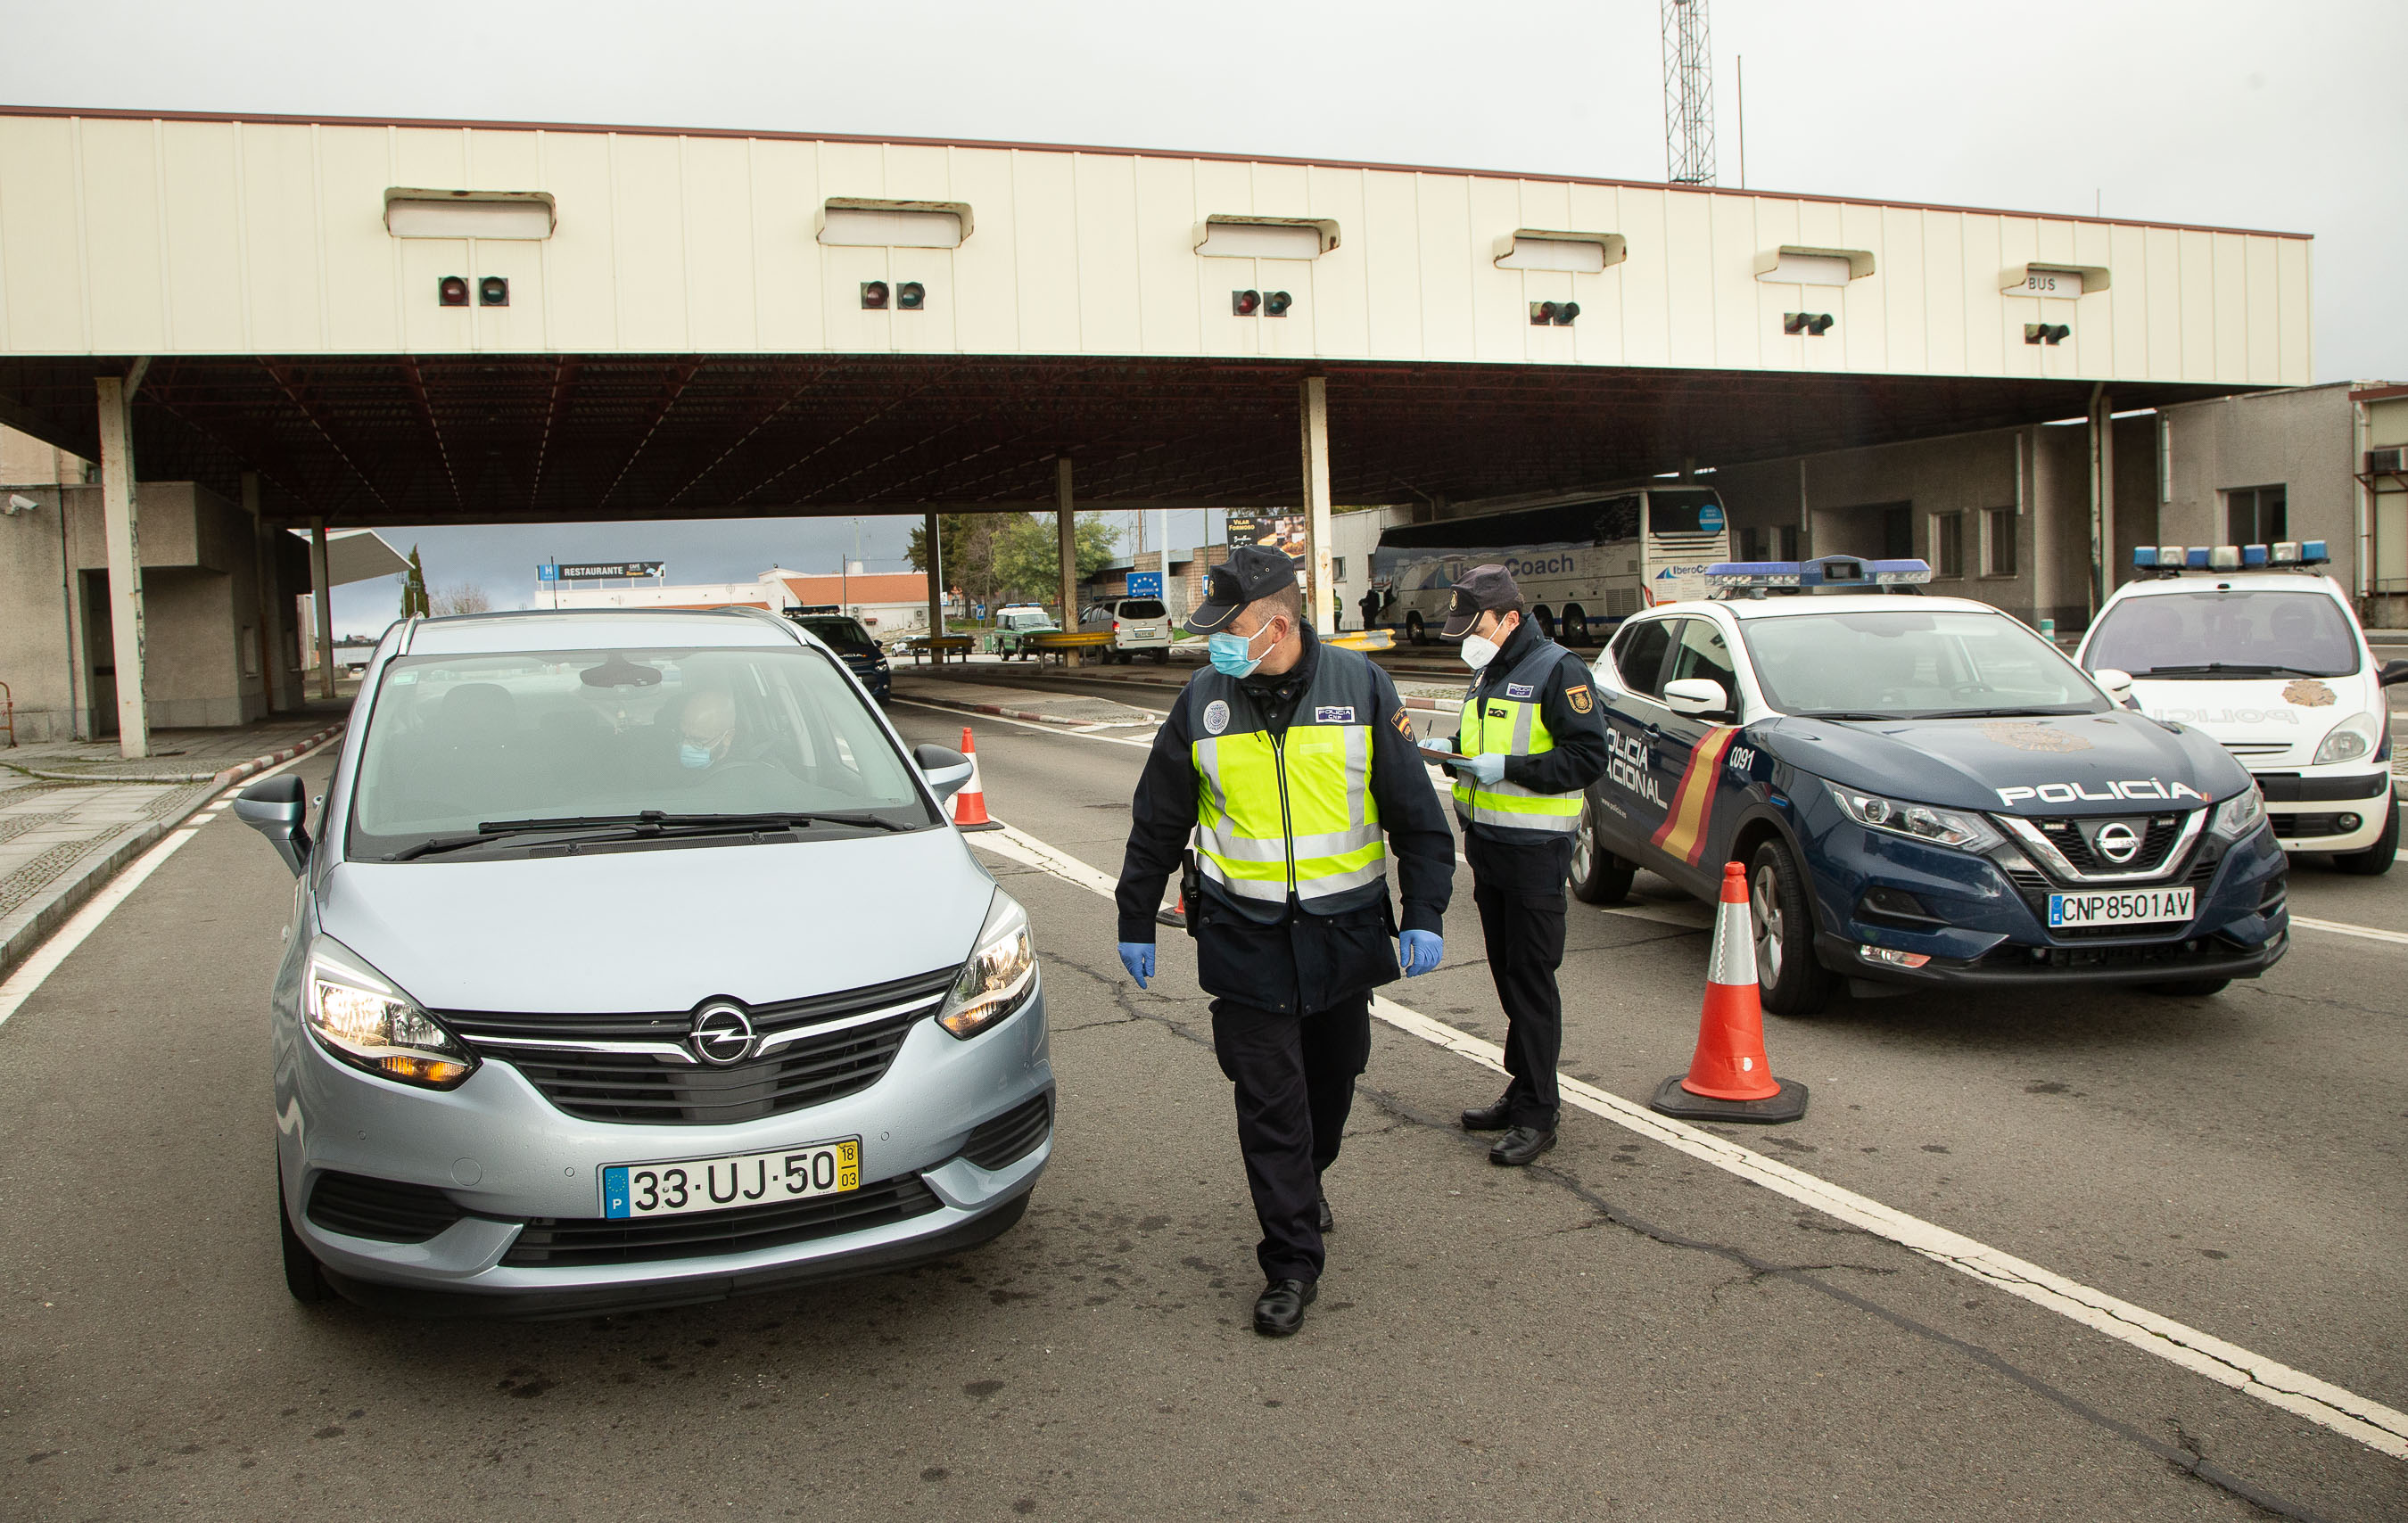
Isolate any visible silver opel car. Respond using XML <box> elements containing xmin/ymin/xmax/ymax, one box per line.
<box><xmin>236</xmin><ymin>607</ymin><xmax>1051</xmax><ymax>1315</ymax></box>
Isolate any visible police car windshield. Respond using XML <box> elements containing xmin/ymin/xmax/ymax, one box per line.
<box><xmin>1739</xmin><ymin>610</ymin><xmax>2108</xmax><ymax>720</ymax></box>
<box><xmin>2084</xmin><ymin>589</ymin><xmax>2359</xmax><ymax>679</ymax></box>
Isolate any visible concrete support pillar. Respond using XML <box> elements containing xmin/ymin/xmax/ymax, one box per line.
<box><xmin>923</xmin><ymin>511</ymin><xmax>944</xmax><ymax>666</ymax></box>
<box><xmin>95</xmin><ymin>375</ymin><xmax>148</xmax><ymax>759</ymax></box>
<box><xmin>1299</xmin><ymin>375</ymin><xmax>1333</xmax><ymax>631</ymax></box>
<box><xmin>1055</xmin><ymin>457</ymin><xmax>1079</xmax><ymax>668</ymax></box>
<box><xmin>242</xmin><ymin>473</ymin><xmax>279</xmax><ymax>716</ymax></box>
<box><xmin>2088</xmin><ymin>384</ymin><xmax>2113</xmax><ymax>622</ymax></box>
<box><xmin>311</xmin><ymin>519</ymin><xmax>335</xmax><ymax>700</ymax></box>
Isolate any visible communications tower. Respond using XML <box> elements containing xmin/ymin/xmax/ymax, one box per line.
<box><xmin>1662</xmin><ymin>0</ymin><xmax>1716</xmax><ymax>185</ymax></box>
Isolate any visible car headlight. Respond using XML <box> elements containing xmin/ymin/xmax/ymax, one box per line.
<box><xmin>2312</xmin><ymin>712</ymin><xmax>2381</xmax><ymax>766</ymax></box>
<box><xmin>1827</xmin><ymin>782</ymin><xmax>2004</xmax><ymax>852</ymax></box>
<box><xmin>304</xmin><ymin>937</ymin><xmax>474</xmax><ymax>1088</ymax></box>
<box><xmin>936</xmin><ymin>892</ymin><xmax>1036</xmax><ymax>1039</ymax></box>
<box><xmin>2210</xmin><ymin>786</ymin><xmax>2266</xmax><ymax>841</ymax></box>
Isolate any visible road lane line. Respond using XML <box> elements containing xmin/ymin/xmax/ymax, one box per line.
<box><xmin>0</xmin><ymin>749</ymin><xmax>317</xmax><ymax>1029</ymax></box>
<box><xmin>2289</xmin><ymin>915</ymin><xmax>2408</xmax><ymax>946</ymax></box>
<box><xmin>971</xmin><ymin>818</ymin><xmax>2408</xmax><ymax>1461</ymax></box>
<box><xmin>891</xmin><ymin>698</ymin><xmax>1156</xmax><ymax>749</ymax></box>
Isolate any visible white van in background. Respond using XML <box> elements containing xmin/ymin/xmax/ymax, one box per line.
<box><xmin>2079</xmin><ymin>541</ymin><xmax>2407</xmax><ymax>874</ymax></box>
<box><xmin>1081</xmin><ymin>597</ymin><xmax>1175</xmax><ymax>664</ymax></box>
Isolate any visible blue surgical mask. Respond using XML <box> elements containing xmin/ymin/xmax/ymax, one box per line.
<box><xmin>1208</xmin><ymin>622</ymin><xmax>1272</xmax><ymax>678</ymax></box>
<box><xmin>679</xmin><ymin>742</ymin><xmax>715</xmax><ymax>770</ymax></box>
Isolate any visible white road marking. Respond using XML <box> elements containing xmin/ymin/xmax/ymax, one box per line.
<box><xmin>972</xmin><ymin>817</ymin><xmax>2408</xmax><ymax>1461</ymax></box>
<box><xmin>890</xmin><ymin>698</ymin><xmax>1156</xmax><ymax>749</ymax></box>
<box><xmin>0</xmin><ymin>750</ymin><xmax>318</xmax><ymax>1029</ymax></box>
<box><xmin>2288</xmin><ymin>915</ymin><xmax>2408</xmax><ymax>947</ymax></box>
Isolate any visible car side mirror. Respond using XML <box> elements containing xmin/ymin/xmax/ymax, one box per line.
<box><xmin>1663</xmin><ymin>678</ymin><xmax>1730</xmax><ymax>720</ymax></box>
<box><xmin>233</xmin><ymin>773</ymin><xmax>311</xmax><ymax>877</ymax></box>
<box><xmin>913</xmin><ymin>744</ymin><xmax>975</xmax><ymax>803</ymax></box>
<box><xmin>2380</xmin><ymin>659</ymin><xmax>2408</xmax><ymax>688</ymax></box>
<box><xmin>2092</xmin><ymin>667</ymin><xmax>2135</xmax><ymax>701</ymax></box>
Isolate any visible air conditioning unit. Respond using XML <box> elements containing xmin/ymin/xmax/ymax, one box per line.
<box><xmin>2368</xmin><ymin>447</ymin><xmax>2406</xmax><ymax>473</ymax></box>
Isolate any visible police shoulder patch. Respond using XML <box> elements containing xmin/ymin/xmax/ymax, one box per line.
<box><xmin>1567</xmin><ymin>685</ymin><xmax>1593</xmax><ymax>714</ymax></box>
<box><xmin>1201</xmin><ymin>698</ymin><xmax>1231</xmax><ymax>735</ymax></box>
<box><xmin>1391</xmin><ymin>708</ymin><xmax>1414</xmax><ymax>737</ymax></box>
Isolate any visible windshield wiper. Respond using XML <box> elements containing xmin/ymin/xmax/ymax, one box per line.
<box><xmin>2131</xmin><ymin>663</ymin><xmax>2336</xmax><ymax>679</ymax></box>
<box><xmin>1911</xmin><ymin>705</ymin><xmax>2098</xmax><ymax>720</ymax></box>
<box><xmin>1792</xmin><ymin>711</ymin><xmax>1900</xmax><ymax>722</ymax></box>
<box><xmin>383</xmin><ymin>810</ymin><xmax>911</xmax><ymax>860</ymax></box>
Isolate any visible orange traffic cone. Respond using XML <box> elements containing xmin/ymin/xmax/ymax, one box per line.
<box><xmin>950</xmin><ymin>727</ymin><xmax>1003</xmax><ymax>832</ymax></box>
<box><xmin>1155</xmin><ymin>887</ymin><xmax>1186</xmax><ymax>928</ymax></box>
<box><xmin>1649</xmin><ymin>860</ymin><xmax>1808</xmax><ymax>1124</ymax></box>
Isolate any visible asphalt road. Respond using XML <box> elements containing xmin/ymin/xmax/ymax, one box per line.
<box><xmin>1</xmin><ymin>698</ymin><xmax>2402</xmax><ymax>1521</ymax></box>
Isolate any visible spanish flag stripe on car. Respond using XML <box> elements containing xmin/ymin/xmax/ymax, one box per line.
<box><xmin>1649</xmin><ymin>727</ymin><xmax>1740</xmax><ymax>866</ymax></box>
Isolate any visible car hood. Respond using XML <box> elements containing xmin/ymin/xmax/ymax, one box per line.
<box><xmin>2125</xmin><ymin>674</ymin><xmax>2373</xmax><ymax>747</ymax></box>
<box><xmin>1752</xmin><ymin>709</ymin><xmax>2251</xmax><ymax>816</ymax></box>
<box><xmin>315</xmin><ymin>829</ymin><xmax>993</xmax><ymax>1012</ymax></box>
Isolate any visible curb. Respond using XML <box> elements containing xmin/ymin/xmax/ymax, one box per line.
<box><xmin>13</xmin><ymin>721</ymin><xmax>347</xmax><ymax>786</ymax></box>
<box><xmin>0</xmin><ymin>724</ymin><xmax>345</xmax><ymax>983</ymax></box>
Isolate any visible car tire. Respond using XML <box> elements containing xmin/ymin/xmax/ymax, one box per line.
<box><xmin>1406</xmin><ymin>613</ymin><xmax>1427</xmax><ymax>646</ymax></box>
<box><xmin>1568</xmin><ymin>797</ymin><xmax>1636</xmax><ymax>904</ymax></box>
<box><xmin>279</xmin><ymin>1162</ymin><xmax>332</xmax><ymax>1304</ymax></box>
<box><xmin>1150</xmin><ymin>649</ymin><xmax>1169</xmax><ymax>664</ymax></box>
<box><xmin>2332</xmin><ymin>794</ymin><xmax>2398</xmax><ymax>877</ymax></box>
<box><xmin>1749</xmin><ymin>838</ymin><xmax>1834</xmax><ymax>1017</ymax></box>
<box><xmin>2145</xmin><ymin>978</ymin><xmax>2231</xmax><ymax>998</ymax></box>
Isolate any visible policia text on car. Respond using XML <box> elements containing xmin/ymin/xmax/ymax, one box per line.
<box><xmin>1114</xmin><ymin>547</ymin><xmax>1456</xmax><ymax>1338</ymax></box>
<box><xmin>1423</xmin><ymin>565</ymin><xmax>1611</xmax><ymax>1165</ymax></box>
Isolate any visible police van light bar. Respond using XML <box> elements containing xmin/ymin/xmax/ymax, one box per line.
<box><xmin>1705</xmin><ymin>556</ymin><xmax>1932</xmax><ymax>592</ymax></box>
<box><xmin>2131</xmin><ymin>541</ymin><xmax>2329</xmax><ymax>572</ymax></box>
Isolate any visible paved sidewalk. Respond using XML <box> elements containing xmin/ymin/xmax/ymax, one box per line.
<box><xmin>0</xmin><ymin>701</ymin><xmax>350</xmax><ymax>979</ymax></box>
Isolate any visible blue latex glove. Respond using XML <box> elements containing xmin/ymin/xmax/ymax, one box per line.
<box><xmin>1423</xmin><ymin>734</ymin><xmax>1456</xmax><ymax>755</ymax></box>
<box><xmin>1398</xmin><ymin>929</ymin><xmax>1443</xmax><ymax>977</ymax></box>
<box><xmin>1454</xmin><ymin>752</ymin><xmax>1506</xmax><ymax>786</ymax></box>
<box><xmin>1117</xmin><ymin>941</ymin><xmax>1156</xmax><ymax>989</ymax></box>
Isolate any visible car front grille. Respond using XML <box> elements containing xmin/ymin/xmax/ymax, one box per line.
<box><xmin>2030</xmin><ymin>813</ymin><xmax>2185</xmax><ymax>874</ymax></box>
<box><xmin>1997</xmin><ymin>844</ymin><xmax>2222</xmax><ymax>942</ymax></box>
<box><xmin>499</xmin><ymin>1173</ymin><xmax>942</xmax><ymax>1267</ymax></box>
<box><xmin>961</xmin><ymin>1094</ymin><xmax>1052</xmax><ymax>1171</ymax></box>
<box><xmin>441</xmin><ymin>967</ymin><xmax>959</xmax><ymax>1125</ymax></box>
<box><xmin>306</xmin><ymin>1171</ymin><xmax>466</xmax><ymax>1243</ymax></box>
<box><xmin>1973</xmin><ymin>934</ymin><xmax>2260</xmax><ymax>973</ymax></box>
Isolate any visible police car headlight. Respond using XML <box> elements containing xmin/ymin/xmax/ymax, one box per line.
<box><xmin>2312</xmin><ymin>712</ymin><xmax>2380</xmax><ymax>766</ymax></box>
<box><xmin>1827</xmin><ymin>783</ymin><xmax>2003</xmax><ymax>853</ymax></box>
<box><xmin>2210</xmin><ymin>786</ymin><xmax>2266</xmax><ymax>841</ymax></box>
<box><xmin>937</xmin><ymin>892</ymin><xmax>1036</xmax><ymax>1040</ymax></box>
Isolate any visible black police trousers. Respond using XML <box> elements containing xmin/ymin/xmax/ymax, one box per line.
<box><xmin>1209</xmin><ymin>993</ymin><xmax>1372</xmax><ymax>1284</ymax></box>
<box><xmin>1466</xmin><ymin>834</ymin><xmax>1571</xmax><ymax>1130</ymax></box>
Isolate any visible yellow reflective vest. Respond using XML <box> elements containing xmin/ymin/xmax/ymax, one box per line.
<box><xmin>1188</xmin><ymin>654</ymin><xmax>1388</xmax><ymax>918</ymax></box>
<box><xmin>1454</xmin><ymin>639</ymin><xmax>1585</xmax><ymax>843</ymax></box>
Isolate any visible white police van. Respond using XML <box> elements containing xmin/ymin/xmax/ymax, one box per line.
<box><xmin>2078</xmin><ymin>541</ymin><xmax>2406</xmax><ymax>874</ymax></box>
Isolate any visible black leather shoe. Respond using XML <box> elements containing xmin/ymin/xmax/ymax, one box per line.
<box><xmin>1489</xmin><ymin>1125</ymin><xmax>1558</xmax><ymax>1166</ymax></box>
<box><xmin>1460</xmin><ymin>1097</ymin><xmax>1513</xmax><ymax>1132</ymax></box>
<box><xmin>1316</xmin><ymin>1195</ymin><xmax>1334</xmax><ymax>1233</ymax></box>
<box><xmin>1253</xmin><ymin>1278</ymin><xmax>1317</xmax><ymax>1337</ymax></box>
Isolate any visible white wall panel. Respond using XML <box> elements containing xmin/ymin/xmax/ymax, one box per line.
<box><xmin>1359</xmin><ymin>170</ymin><xmax>1423</xmax><ymax>360</ymax></box>
<box><xmin>1661</xmin><ymin>189</ymin><xmax>1714</xmax><ymax>368</ymax></box>
<box><xmin>79</xmin><ymin>119</ymin><xmax>168</xmax><ymax>352</ymax></box>
<box><xmin>237</xmin><ymin>120</ymin><xmax>323</xmax><ymax>350</ymax></box>
<box><xmin>1612</xmin><ymin>186</ymin><xmax>1670</xmax><ymax>368</ymax></box>
<box><xmin>159</xmin><ymin>122</ymin><xmax>243</xmax><ymax>352</ymax></box>
<box><xmin>538</xmin><ymin>130</ymin><xmax>620</xmax><ymax>351</ymax></box>
<box><xmin>944</xmin><ymin>147</ymin><xmax>1018</xmax><ymax>356</ymax></box>
<box><xmin>1466</xmin><ymin>176</ymin><xmax>1524</xmax><ymax>361</ymax></box>
<box><xmin>1073</xmin><ymin>153</ymin><xmax>1140</xmax><ymax>355</ymax></box>
<box><xmin>1010</xmin><ymin>150</ymin><xmax>1081</xmax><ymax>356</ymax></box>
<box><xmin>1837</xmin><ymin>201</ymin><xmax>1886</xmax><ymax>373</ymax></box>
<box><xmin>0</xmin><ymin>119</ymin><xmax>86</xmax><ymax>351</ymax></box>
<box><xmin>2145</xmin><ymin>226</ymin><xmax>2183</xmax><ymax>381</ymax></box>
<box><xmin>2212</xmin><ymin>233</ymin><xmax>2249</xmax><ymax>384</ymax></box>
<box><xmin>2277</xmin><ymin>237</ymin><xmax>2312</xmax><ymax>383</ymax></box>
<box><xmin>1303</xmin><ymin>165</ymin><xmax>1367</xmax><ymax>359</ymax></box>
<box><xmin>2179</xmin><ymin>230</ymin><xmax>2217</xmax><ymax>382</ymax></box>
<box><xmin>1879</xmin><ymin>206</ymin><xmax>1926</xmax><ymax>374</ymax></box>
<box><xmin>747</xmin><ymin>137</ymin><xmax>822</xmax><ymax>352</ymax></box>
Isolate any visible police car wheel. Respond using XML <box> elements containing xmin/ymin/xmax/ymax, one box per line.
<box><xmin>1749</xmin><ymin>840</ymin><xmax>1833</xmax><ymax>1017</ymax></box>
<box><xmin>1569</xmin><ymin>798</ymin><xmax>1634</xmax><ymax>904</ymax></box>
<box><xmin>2332</xmin><ymin>794</ymin><xmax>2398</xmax><ymax>877</ymax></box>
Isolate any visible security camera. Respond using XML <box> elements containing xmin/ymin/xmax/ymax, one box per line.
<box><xmin>4</xmin><ymin>493</ymin><xmax>36</xmax><ymax>515</ymax></box>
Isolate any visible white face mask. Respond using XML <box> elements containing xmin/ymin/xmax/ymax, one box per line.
<box><xmin>1460</xmin><ymin>634</ymin><xmax>1500</xmax><ymax>671</ymax></box>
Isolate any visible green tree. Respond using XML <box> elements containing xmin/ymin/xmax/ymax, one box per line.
<box><xmin>988</xmin><ymin>513</ymin><xmax>1120</xmax><ymax>610</ymax></box>
<box><xmin>399</xmin><ymin>545</ymin><xmax>431</xmax><ymax>619</ymax></box>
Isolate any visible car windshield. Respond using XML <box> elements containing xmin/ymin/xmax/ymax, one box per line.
<box><xmin>793</xmin><ymin>616</ymin><xmax>876</xmax><ymax>654</ymax></box>
<box><xmin>1119</xmin><ymin>599</ymin><xmax>1167</xmax><ymax>619</ymax></box>
<box><xmin>1739</xmin><ymin>609</ymin><xmax>2109</xmax><ymax>719</ymax></box>
<box><xmin>348</xmin><ymin>644</ymin><xmax>936</xmax><ymax>858</ymax></box>
<box><xmin>2083</xmin><ymin>589</ymin><xmax>2360</xmax><ymax>679</ymax></box>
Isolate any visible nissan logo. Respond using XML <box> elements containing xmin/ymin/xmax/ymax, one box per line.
<box><xmin>690</xmin><ymin>1002</ymin><xmax>756</xmax><ymax>1066</ymax></box>
<box><xmin>2094</xmin><ymin>821</ymin><xmax>2142</xmax><ymax>864</ymax></box>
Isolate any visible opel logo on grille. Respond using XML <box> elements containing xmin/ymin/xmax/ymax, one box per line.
<box><xmin>2095</xmin><ymin>821</ymin><xmax>2142</xmax><ymax>864</ymax></box>
<box><xmin>690</xmin><ymin>1002</ymin><xmax>756</xmax><ymax>1066</ymax></box>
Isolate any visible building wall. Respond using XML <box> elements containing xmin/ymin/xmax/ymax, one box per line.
<box><xmin>2366</xmin><ymin>392</ymin><xmax>2408</xmax><ymax>625</ymax></box>
<box><xmin>2157</xmin><ymin>385</ymin><xmax>2357</xmax><ymax>579</ymax></box>
<box><xmin>0</xmin><ymin>111</ymin><xmax>2312</xmax><ymax>389</ymax></box>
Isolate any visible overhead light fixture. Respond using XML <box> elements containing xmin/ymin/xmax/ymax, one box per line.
<box><xmin>438</xmin><ymin>276</ymin><xmax>470</xmax><ymax>308</ymax></box>
<box><xmin>2024</xmin><ymin>323</ymin><xmax>2070</xmax><ymax>345</ymax></box>
<box><xmin>478</xmin><ymin>276</ymin><xmax>509</xmax><ymax>307</ymax></box>
<box><xmin>1263</xmin><ymin>290</ymin><xmax>1292</xmax><ymax>317</ymax></box>
<box><xmin>896</xmin><ymin>281</ymin><xmax>926</xmax><ymax>311</ymax></box>
<box><xmin>1806</xmin><ymin>313</ymin><xmax>1834</xmax><ymax>336</ymax></box>
<box><xmin>1232</xmin><ymin>289</ymin><xmax>1261</xmax><ymax>317</ymax></box>
<box><xmin>1786</xmin><ymin>312</ymin><xmax>1833</xmax><ymax>336</ymax></box>
<box><xmin>862</xmin><ymin>281</ymin><xmax>890</xmax><ymax>310</ymax></box>
<box><xmin>1530</xmin><ymin>301</ymin><xmax>1579</xmax><ymax>326</ymax></box>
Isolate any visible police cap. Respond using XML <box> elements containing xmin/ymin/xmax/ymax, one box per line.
<box><xmin>1185</xmin><ymin>544</ymin><xmax>1301</xmax><ymax>634</ymax></box>
<box><xmin>1439</xmin><ymin>564</ymin><xmax>1526</xmax><ymax>638</ymax></box>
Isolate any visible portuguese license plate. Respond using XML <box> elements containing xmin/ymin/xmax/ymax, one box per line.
<box><xmin>603</xmin><ymin>1139</ymin><xmax>859</xmax><ymax>1220</ymax></box>
<box><xmin>2047</xmin><ymin>887</ymin><xmax>2195</xmax><ymax>929</ymax></box>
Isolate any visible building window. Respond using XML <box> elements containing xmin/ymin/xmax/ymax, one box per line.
<box><xmin>2225</xmin><ymin>485</ymin><xmax>2288</xmax><ymax>544</ymax></box>
<box><xmin>1934</xmin><ymin>513</ymin><xmax>1967</xmax><ymax>578</ymax></box>
<box><xmin>1984</xmin><ymin>507</ymin><xmax>2017</xmax><ymax>577</ymax></box>
<box><xmin>1331</xmin><ymin>556</ymin><xmax>1346</xmax><ymax>582</ymax></box>
<box><xmin>1880</xmin><ymin>506</ymin><xmax>1914</xmax><ymax>560</ymax></box>
<box><xmin>1736</xmin><ymin>525</ymin><xmax>1799</xmax><ymax>562</ymax></box>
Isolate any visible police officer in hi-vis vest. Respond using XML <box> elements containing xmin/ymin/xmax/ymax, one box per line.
<box><xmin>1114</xmin><ymin>547</ymin><xmax>1455</xmax><ymax>1338</ymax></box>
<box><xmin>1425</xmin><ymin>565</ymin><xmax>1611</xmax><ymax>1166</ymax></box>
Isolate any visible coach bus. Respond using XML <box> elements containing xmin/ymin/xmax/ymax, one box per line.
<box><xmin>1366</xmin><ymin>486</ymin><xmax>1731</xmax><ymax>646</ymax></box>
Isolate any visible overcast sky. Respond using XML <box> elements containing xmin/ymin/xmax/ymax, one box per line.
<box><xmin>5</xmin><ymin>0</ymin><xmax>2400</xmax><ymax>632</ymax></box>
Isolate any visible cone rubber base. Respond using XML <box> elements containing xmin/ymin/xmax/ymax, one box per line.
<box><xmin>1648</xmin><ymin>1075</ymin><xmax>1809</xmax><ymax>1124</ymax></box>
<box><xmin>1154</xmin><ymin>905</ymin><xmax>1186</xmax><ymax>926</ymax></box>
<box><xmin>956</xmin><ymin>819</ymin><xmax>1004</xmax><ymax>833</ymax></box>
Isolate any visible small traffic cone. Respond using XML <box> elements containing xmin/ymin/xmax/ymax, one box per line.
<box><xmin>1649</xmin><ymin>860</ymin><xmax>1808</xmax><ymax>1124</ymax></box>
<box><xmin>1155</xmin><ymin>887</ymin><xmax>1186</xmax><ymax>928</ymax></box>
<box><xmin>950</xmin><ymin>727</ymin><xmax>1002</xmax><ymax>833</ymax></box>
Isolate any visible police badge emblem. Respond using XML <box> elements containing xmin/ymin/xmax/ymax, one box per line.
<box><xmin>1202</xmin><ymin>698</ymin><xmax>1231</xmax><ymax>735</ymax></box>
<box><xmin>1568</xmin><ymin>685</ymin><xmax>1593</xmax><ymax>714</ymax></box>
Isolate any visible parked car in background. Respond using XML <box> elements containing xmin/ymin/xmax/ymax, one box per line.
<box><xmin>785</xmin><ymin>611</ymin><xmax>892</xmax><ymax>700</ymax></box>
<box><xmin>1079</xmin><ymin>597</ymin><xmax>1174</xmax><ymax>663</ymax></box>
<box><xmin>991</xmin><ymin>604</ymin><xmax>1059</xmax><ymax>661</ymax></box>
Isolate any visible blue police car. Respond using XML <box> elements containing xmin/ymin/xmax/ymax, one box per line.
<box><xmin>1572</xmin><ymin>556</ymin><xmax>2288</xmax><ymax>1014</ymax></box>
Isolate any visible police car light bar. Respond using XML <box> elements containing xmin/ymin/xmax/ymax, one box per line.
<box><xmin>1705</xmin><ymin>556</ymin><xmax>1932</xmax><ymax>592</ymax></box>
<box><xmin>2131</xmin><ymin>540</ymin><xmax>2328</xmax><ymax>572</ymax></box>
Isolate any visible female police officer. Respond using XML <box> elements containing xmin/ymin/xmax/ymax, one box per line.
<box><xmin>1113</xmin><ymin>546</ymin><xmax>1455</xmax><ymax>1337</ymax></box>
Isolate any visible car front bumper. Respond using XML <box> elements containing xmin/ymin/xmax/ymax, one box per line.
<box><xmin>2252</xmin><ymin>765</ymin><xmax>2393</xmax><ymax>852</ymax></box>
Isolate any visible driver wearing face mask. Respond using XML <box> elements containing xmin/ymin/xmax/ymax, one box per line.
<box><xmin>1425</xmin><ymin>564</ymin><xmax>1611</xmax><ymax>1166</ymax></box>
<box><xmin>676</xmin><ymin>687</ymin><xmax>739</xmax><ymax>771</ymax></box>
